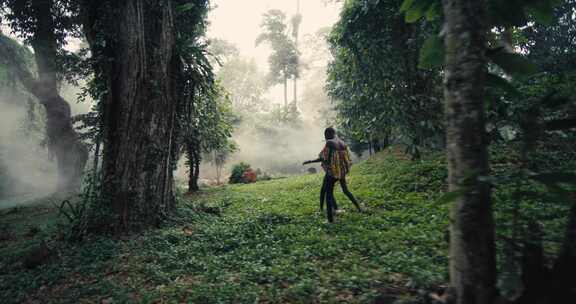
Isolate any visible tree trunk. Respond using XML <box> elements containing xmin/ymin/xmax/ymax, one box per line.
<box><xmin>193</xmin><ymin>152</ymin><xmax>200</xmax><ymax>190</ymax></box>
<box><xmin>81</xmin><ymin>0</ymin><xmax>179</xmax><ymax>231</ymax></box>
<box><xmin>517</xmin><ymin>221</ymin><xmax>547</xmax><ymax>303</ymax></box>
<box><xmin>215</xmin><ymin>151</ymin><xmax>222</xmax><ymax>184</ymax></box>
<box><xmin>293</xmin><ymin>0</ymin><xmax>300</xmax><ymax>110</ymax></box>
<box><xmin>186</xmin><ymin>141</ymin><xmax>200</xmax><ymax>193</ymax></box>
<box><xmin>293</xmin><ymin>77</ymin><xmax>298</xmax><ymax>110</ymax></box>
<box><xmin>0</xmin><ymin>0</ymin><xmax>88</xmax><ymax>193</ymax></box>
<box><xmin>32</xmin><ymin>0</ymin><xmax>88</xmax><ymax>193</ymax></box>
<box><xmin>442</xmin><ymin>1</ymin><xmax>497</xmax><ymax>303</ymax></box>
<box><xmin>373</xmin><ymin>140</ymin><xmax>381</xmax><ymax>152</ymax></box>
<box><xmin>368</xmin><ymin>135</ymin><xmax>373</xmax><ymax>156</ymax></box>
<box><xmin>550</xmin><ymin>202</ymin><xmax>576</xmax><ymax>301</ymax></box>
<box><xmin>284</xmin><ymin>74</ymin><xmax>288</xmax><ymax>109</ymax></box>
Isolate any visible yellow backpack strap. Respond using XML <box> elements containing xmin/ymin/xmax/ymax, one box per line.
<box><xmin>344</xmin><ymin>146</ymin><xmax>352</xmax><ymax>169</ymax></box>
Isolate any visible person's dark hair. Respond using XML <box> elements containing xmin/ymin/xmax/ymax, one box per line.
<box><xmin>324</xmin><ymin>127</ymin><xmax>336</xmax><ymax>140</ymax></box>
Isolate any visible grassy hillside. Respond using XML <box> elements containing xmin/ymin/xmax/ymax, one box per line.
<box><xmin>0</xmin><ymin>151</ymin><xmax>485</xmax><ymax>303</ymax></box>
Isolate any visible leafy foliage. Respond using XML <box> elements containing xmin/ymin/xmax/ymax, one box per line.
<box><xmin>0</xmin><ymin>151</ymin><xmax>451</xmax><ymax>303</ymax></box>
<box><xmin>398</xmin><ymin>0</ymin><xmax>576</xmax><ymax>300</ymax></box>
<box><xmin>327</xmin><ymin>0</ymin><xmax>444</xmax><ymax>157</ymax></box>
<box><xmin>2</xmin><ymin>148</ymin><xmax>573</xmax><ymax>303</ymax></box>
<box><xmin>0</xmin><ymin>0</ymin><xmax>84</xmax><ymax>84</ymax></box>
<box><xmin>172</xmin><ymin>0</ymin><xmax>236</xmax><ymax>192</ymax></box>
<box><xmin>229</xmin><ymin>162</ymin><xmax>251</xmax><ymax>184</ymax></box>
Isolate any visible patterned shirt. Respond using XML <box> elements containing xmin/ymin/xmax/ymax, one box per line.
<box><xmin>319</xmin><ymin>139</ymin><xmax>352</xmax><ymax>179</ymax></box>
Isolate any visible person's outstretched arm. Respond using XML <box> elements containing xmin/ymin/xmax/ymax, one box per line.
<box><xmin>303</xmin><ymin>158</ymin><xmax>322</xmax><ymax>165</ymax></box>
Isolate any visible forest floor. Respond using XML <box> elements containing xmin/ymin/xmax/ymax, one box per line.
<box><xmin>0</xmin><ymin>150</ymin><xmax>495</xmax><ymax>303</ymax></box>
<box><xmin>0</xmin><ymin>193</ymin><xmax>58</xmax><ymax>210</ymax></box>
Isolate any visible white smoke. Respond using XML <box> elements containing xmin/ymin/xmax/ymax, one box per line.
<box><xmin>0</xmin><ymin>97</ymin><xmax>57</xmax><ymax>201</ymax></box>
<box><xmin>187</xmin><ymin>68</ymin><xmax>337</xmax><ymax>185</ymax></box>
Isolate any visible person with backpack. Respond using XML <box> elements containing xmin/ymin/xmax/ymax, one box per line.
<box><xmin>303</xmin><ymin>127</ymin><xmax>362</xmax><ymax>223</ymax></box>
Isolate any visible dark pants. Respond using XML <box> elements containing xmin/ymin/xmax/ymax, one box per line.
<box><xmin>320</xmin><ymin>174</ymin><xmax>361</xmax><ymax>222</ymax></box>
<box><xmin>323</xmin><ymin>175</ymin><xmax>338</xmax><ymax>223</ymax></box>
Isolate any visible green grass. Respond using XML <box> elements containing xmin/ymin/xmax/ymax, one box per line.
<box><xmin>7</xmin><ymin>149</ymin><xmax>565</xmax><ymax>303</ymax></box>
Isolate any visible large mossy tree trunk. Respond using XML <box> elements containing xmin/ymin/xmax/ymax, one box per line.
<box><xmin>442</xmin><ymin>0</ymin><xmax>497</xmax><ymax>303</ymax></box>
<box><xmin>81</xmin><ymin>0</ymin><xmax>179</xmax><ymax>231</ymax></box>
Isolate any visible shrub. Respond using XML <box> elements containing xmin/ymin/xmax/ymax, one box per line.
<box><xmin>229</xmin><ymin>162</ymin><xmax>250</xmax><ymax>184</ymax></box>
<box><xmin>241</xmin><ymin>168</ymin><xmax>257</xmax><ymax>183</ymax></box>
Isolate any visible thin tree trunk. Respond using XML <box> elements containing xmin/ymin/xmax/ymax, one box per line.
<box><xmin>81</xmin><ymin>0</ymin><xmax>179</xmax><ymax>231</ymax></box>
<box><xmin>186</xmin><ymin>141</ymin><xmax>200</xmax><ymax>193</ymax></box>
<box><xmin>550</xmin><ymin>202</ymin><xmax>576</xmax><ymax>301</ymax></box>
<box><xmin>293</xmin><ymin>77</ymin><xmax>297</xmax><ymax>109</ymax></box>
<box><xmin>373</xmin><ymin>140</ymin><xmax>381</xmax><ymax>152</ymax></box>
<box><xmin>368</xmin><ymin>135</ymin><xmax>373</xmax><ymax>156</ymax></box>
<box><xmin>216</xmin><ymin>164</ymin><xmax>222</xmax><ymax>184</ymax></box>
<box><xmin>193</xmin><ymin>150</ymin><xmax>200</xmax><ymax>190</ymax></box>
<box><xmin>516</xmin><ymin>221</ymin><xmax>547</xmax><ymax>303</ymax></box>
<box><xmin>293</xmin><ymin>0</ymin><xmax>300</xmax><ymax>110</ymax></box>
<box><xmin>214</xmin><ymin>151</ymin><xmax>221</xmax><ymax>184</ymax></box>
<box><xmin>442</xmin><ymin>0</ymin><xmax>497</xmax><ymax>303</ymax></box>
<box><xmin>284</xmin><ymin>74</ymin><xmax>288</xmax><ymax>109</ymax></box>
<box><xmin>502</xmin><ymin>27</ymin><xmax>514</xmax><ymax>52</ymax></box>
<box><xmin>187</xmin><ymin>144</ymin><xmax>194</xmax><ymax>192</ymax></box>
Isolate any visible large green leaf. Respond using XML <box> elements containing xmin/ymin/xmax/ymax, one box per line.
<box><xmin>405</xmin><ymin>7</ymin><xmax>424</xmax><ymax>23</ymax></box>
<box><xmin>404</xmin><ymin>0</ymin><xmax>432</xmax><ymax>23</ymax></box>
<box><xmin>436</xmin><ymin>188</ymin><xmax>468</xmax><ymax>205</ymax></box>
<box><xmin>177</xmin><ymin>3</ymin><xmax>195</xmax><ymax>13</ymax></box>
<box><xmin>425</xmin><ymin>2</ymin><xmax>441</xmax><ymax>21</ymax></box>
<box><xmin>418</xmin><ymin>35</ymin><xmax>444</xmax><ymax>69</ymax></box>
<box><xmin>487</xmin><ymin>49</ymin><xmax>538</xmax><ymax>76</ymax></box>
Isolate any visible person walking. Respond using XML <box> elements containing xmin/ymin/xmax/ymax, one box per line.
<box><xmin>303</xmin><ymin>127</ymin><xmax>361</xmax><ymax>222</ymax></box>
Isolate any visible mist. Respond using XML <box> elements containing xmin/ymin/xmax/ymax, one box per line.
<box><xmin>230</xmin><ymin>114</ymin><xmax>327</xmax><ymax>176</ymax></box>
<box><xmin>0</xmin><ymin>97</ymin><xmax>57</xmax><ymax>201</ymax></box>
<box><xmin>0</xmin><ymin>80</ymin><xmax>94</xmax><ymax>203</ymax></box>
<box><xmin>188</xmin><ymin>115</ymin><xmax>330</xmax><ymax>185</ymax></box>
